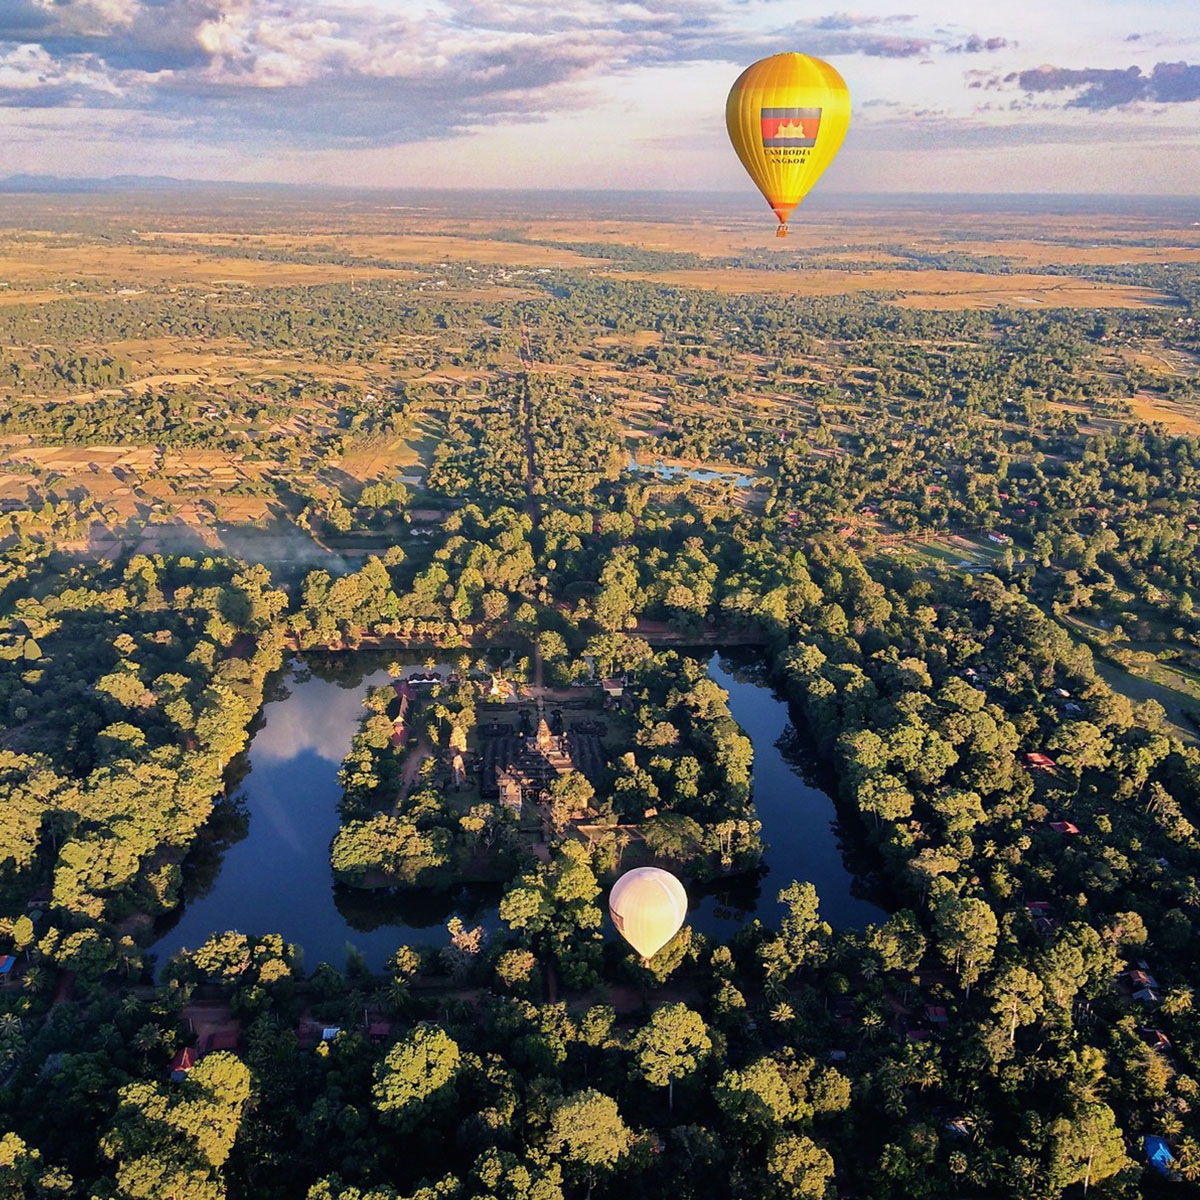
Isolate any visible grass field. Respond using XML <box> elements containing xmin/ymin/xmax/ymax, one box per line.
<box><xmin>1122</xmin><ymin>393</ymin><xmax>1200</xmax><ymax>434</ymax></box>
<box><xmin>1093</xmin><ymin>659</ymin><xmax>1199</xmax><ymax>746</ymax></box>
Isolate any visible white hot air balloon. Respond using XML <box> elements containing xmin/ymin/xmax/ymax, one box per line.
<box><xmin>609</xmin><ymin>867</ymin><xmax>688</xmax><ymax>963</ymax></box>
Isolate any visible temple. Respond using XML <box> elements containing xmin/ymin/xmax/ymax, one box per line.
<box><xmin>481</xmin><ymin>701</ymin><xmax>604</xmax><ymax>818</ymax></box>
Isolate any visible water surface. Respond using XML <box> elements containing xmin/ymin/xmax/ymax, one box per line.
<box><xmin>693</xmin><ymin>654</ymin><xmax>884</xmax><ymax>935</ymax></box>
<box><xmin>152</xmin><ymin>660</ymin><xmax>498</xmax><ymax>972</ymax></box>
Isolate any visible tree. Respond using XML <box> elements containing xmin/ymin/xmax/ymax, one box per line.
<box><xmin>0</xmin><ymin>1131</ymin><xmax>72</xmax><ymax>1198</ymax></box>
<box><xmin>1046</xmin><ymin>1103</ymin><xmax>1131</xmax><ymax>1194</ymax></box>
<box><xmin>1037</xmin><ymin>937</ymin><xmax>1089</xmax><ymax>1013</ymax></box>
<box><xmin>373</xmin><ymin>1024</ymin><xmax>462</xmax><ymax>1132</ymax></box>
<box><xmin>990</xmin><ymin>964</ymin><xmax>1044</xmax><ymax>1047</ymax></box>
<box><xmin>762</xmin><ymin>882</ymin><xmax>828</xmax><ymax>980</ymax></box>
<box><xmin>100</xmin><ymin>1054</ymin><xmax>250</xmax><ymax>1200</ymax></box>
<box><xmin>545</xmin><ymin>1090</ymin><xmax>632</xmax><ymax>1199</ymax></box>
<box><xmin>11</xmin><ymin>915</ymin><xmax>34</xmax><ymax>955</ymax></box>
<box><xmin>934</xmin><ymin>896</ymin><xmax>997</xmax><ymax>993</ymax></box>
<box><xmin>546</xmin><ymin>771</ymin><xmax>595</xmax><ymax>835</ymax></box>
<box><xmin>868</xmin><ymin>910</ymin><xmax>926</xmax><ymax>974</ymax></box>
<box><xmin>765</xmin><ymin>1133</ymin><xmax>835</xmax><ymax>1199</ymax></box>
<box><xmin>629</xmin><ymin>1002</ymin><xmax>711</xmax><ymax>1112</ymax></box>
<box><xmin>470</xmin><ymin>1148</ymin><xmax>565</xmax><ymax>1200</ymax></box>
<box><xmin>716</xmin><ymin>1057</ymin><xmax>795</xmax><ymax>1130</ymax></box>
<box><xmin>1047</xmin><ymin>720</ymin><xmax>1110</xmax><ymax>790</ymax></box>
<box><xmin>641</xmin><ymin>813</ymin><xmax>705</xmax><ymax>860</ymax></box>
<box><xmin>481</xmin><ymin>590</ymin><xmax>508</xmax><ymax>623</ymax></box>
<box><xmin>537</xmin><ymin>630</ymin><xmax>569</xmax><ymax>664</ymax></box>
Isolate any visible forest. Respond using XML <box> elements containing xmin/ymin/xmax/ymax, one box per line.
<box><xmin>0</xmin><ymin>200</ymin><xmax>1199</xmax><ymax>1198</ymax></box>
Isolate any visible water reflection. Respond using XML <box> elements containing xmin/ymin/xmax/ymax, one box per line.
<box><xmin>334</xmin><ymin>883</ymin><xmax>504</xmax><ymax>935</ymax></box>
<box><xmin>152</xmin><ymin>658</ymin><xmax>484</xmax><ymax>973</ymax></box>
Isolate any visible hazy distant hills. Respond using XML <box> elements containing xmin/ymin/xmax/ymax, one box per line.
<box><xmin>0</xmin><ymin>174</ymin><xmax>267</xmax><ymax>193</ymax></box>
<box><xmin>0</xmin><ymin>174</ymin><xmax>1195</xmax><ymax>220</ymax></box>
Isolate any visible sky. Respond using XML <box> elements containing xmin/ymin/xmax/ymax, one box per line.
<box><xmin>1</xmin><ymin>0</ymin><xmax>1199</xmax><ymax>194</ymax></box>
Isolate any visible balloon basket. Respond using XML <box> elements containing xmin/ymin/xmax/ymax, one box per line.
<box><xmin>775</xmin><ymin>224</ymin><xmax>789</xmax><ymax>238</ymax></box>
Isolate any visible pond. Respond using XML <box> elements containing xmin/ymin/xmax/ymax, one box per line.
<box><xmin>151</xmin><ymin>652</ymin><xmax>882</xmax><ymax>972</ymax></box>
<box><xmin>626</xmin><ymin>455</ymin><xmax>758</xmax><ymax>489</ymax></box>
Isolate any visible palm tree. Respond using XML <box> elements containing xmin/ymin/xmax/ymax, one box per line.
<box><xmin>762</xmin><ymin>977</ymin><xmax>789</xmax><ymax>1005</ymax></box>
<box><xmin>1160</xmin><ymin>1113</ymin><xmax>1184</xmax><ymax>1139</ymax></box>
<box><xmin>613</xmin><ymin>829</ymin><xmax>632</xmax><ymax>872</ymax></box>
<box><xmin>382</xmin><ymin>979</ymin><xmax>410</xmax><ymax>1016</ymax></box>
<box><xmin>1163</xmin><ymin>987</ymin><xmax>1193</xmax><ymax>1017</ymax></box>
<box><xmin>860</xmin><ymin>1009</ymin><xmax>887</xmax><ymax>1040</ymax></box>
<box><xmin>1175</xmin><ymin>1137</ymin><xmax>1200</xmax><ymax>1183</ymax></box>
<box><xmin>132</xmin><ymin>1025</ymin><xmax>162</xmax><ymax>1057</ymax></box>
<box><xmin>907</xmin><ymin>1049</ymin><xmax>942</xmax><ymax>1092</ymax></box>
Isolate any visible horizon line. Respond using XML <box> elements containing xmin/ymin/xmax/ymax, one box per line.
<box><xmin>0</xmin><ymin>174</ymin><xmax>1199</xmax><ymax>203</ymax></box>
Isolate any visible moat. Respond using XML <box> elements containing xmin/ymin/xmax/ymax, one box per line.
<box><xmin>151</xmin><ymin>652</ymin><xmax>883</xmax><ymax>971</ymax></box>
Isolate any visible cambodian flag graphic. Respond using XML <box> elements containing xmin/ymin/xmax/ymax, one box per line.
<box><xmin>761</xmin><ymin>108</ymin><xmax>822</xmax><ymax>148</ymax></box>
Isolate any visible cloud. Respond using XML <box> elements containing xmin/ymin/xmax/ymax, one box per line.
<box><xmin>0</xmin><ymin>1</ymin><xmax>1010</xmax><ymax>149</ymax></box>
<box><xmin>851</xmin><ymin>113</ymin><xmax>1200</xmax><ymax>152</ymax></box>
<box><xmin>1014</xmin><ymin>60</ymin><xmax>1200</xmax><ymax>109</ymax></box>
<box><xmin>807</xmin><ymin>12</ymin><xmax>917</xmax><ymax>31</ymax></box>
<box><xmin>949</xmin><ymin>34</ymin><xmax>1009</xmax><ymax>54</ymax></box>
<box><xmin>1151</xmin><ymin>60</ymin><xmax>1200</xmax><ymax>102</ymax></box>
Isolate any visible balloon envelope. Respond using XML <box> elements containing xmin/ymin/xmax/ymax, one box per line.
<box><xmin>609</xmin><ymin>867</ymin><xmax>688</xmax><ymax>960</ymax></box>
<box><xmin>725</xmin><ymin>52</ymin><xmax>851</xmax><ymax>234</ymax></box>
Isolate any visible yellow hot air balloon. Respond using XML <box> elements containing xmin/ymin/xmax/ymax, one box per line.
<box><xmin>726</xmin><ymin>52</ymin><xmax>851</xmax><ymax>237</ymax></box>
<box><xmin>609</xmin><ymin>867</ymin><xmax>688</xmax><ymax>962</ymax></box>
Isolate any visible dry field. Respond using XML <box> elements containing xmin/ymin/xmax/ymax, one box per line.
<box><xmin>3</xmin><ymin>204</ymin><xmax>1192</xmax><ymax>313</ymax></box>
<box><xmin>622</xmin><ymin>266</ymin><xmax>1169</xmax><ymax>309</ymax></box>
<box><xmin>1122</xmin><ymin>393</ymin><xmax>1200</xmax><ymax>435</ymax></box>
<box><xmin>142</xmin><ymin>230</ymin><xmax>610</xmax><ymax>270</ymax></box>
<box><xmin>951</xmin><ymin>240</ymin><xmax>1200</xmax><ymax>267</ymax></box>
<box><xmin>0</xmin><ymin>239</ymin><xmax>416</xmax><ymax>288</ymax></box>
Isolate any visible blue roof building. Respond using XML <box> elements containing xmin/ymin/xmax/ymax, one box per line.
<box><xmin>1144</xmin><ymin>1135</ymin><xmax>1176</xmax><ymax>1176</ymax></box>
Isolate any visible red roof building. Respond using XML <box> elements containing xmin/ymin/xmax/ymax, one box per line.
<box><xmin>169</xmin><ymin>1046</ymin><xmax>199</xmax><ymax>1081</ymax></box>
